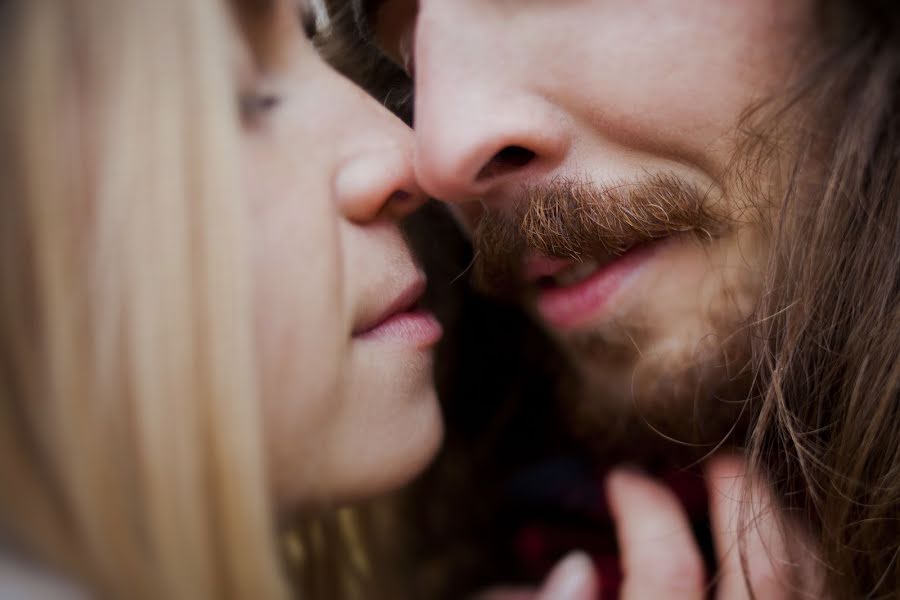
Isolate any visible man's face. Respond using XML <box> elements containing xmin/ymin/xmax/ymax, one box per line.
<box><xmin>370</xmin><ymin>0</ymin><xmax>813</xmax><ymax>442</ymax></box>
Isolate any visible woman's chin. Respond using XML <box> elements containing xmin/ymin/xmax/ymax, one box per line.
<box><xmin>274</xmin><ymin>381</ymin><xmax>444</xmax><ymax>510</ymax></box>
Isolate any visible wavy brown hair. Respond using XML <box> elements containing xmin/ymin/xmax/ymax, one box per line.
<box><xmin>746</xmin><ymin>1</ymin><xmax>900</xmax><ymax>597</ymax></box>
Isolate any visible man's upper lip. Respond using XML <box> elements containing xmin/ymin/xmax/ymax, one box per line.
<box><xmin>352</xmin><ymin>276</ymin><xmax>427</xmax><ymax>336</ymax></box>
<box><xmin>521</xmin><ymin>253</ymin><xmax>578</xmax><ymax>283</ymax></box>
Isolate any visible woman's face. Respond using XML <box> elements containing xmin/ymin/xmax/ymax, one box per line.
<box><xmin>239</xmin><ymin>2</ymin><xmax>443</xmax><ymax>507</ymax></box>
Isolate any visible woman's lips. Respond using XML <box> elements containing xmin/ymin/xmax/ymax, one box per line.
<box><xmin>352</xmin><ymin>278</ymin><xmax>443</xmax><ymax>346</ymax></box>
<box><xmin>356</xmin><ymin>310</ymin><xmax>443</xmax><ymax>346</ymax></box>
<box><xmin>530</xmin><ymin>241</ymin><xmax>662</xmax><ymax>331</ymax></box>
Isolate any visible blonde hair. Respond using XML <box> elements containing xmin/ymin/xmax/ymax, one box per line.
<box><xmin>0</xmin><ymin>0</ymin><xmax>289</xmax><ymax>597</ymax></box>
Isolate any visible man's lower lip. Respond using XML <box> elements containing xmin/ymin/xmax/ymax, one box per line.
<box><xmin>534</xmin><ymin>242</ymin><xmax>659</xmax><ymax>330</ymax></box>
<box><xmin>353</xmin><ymin>310</ymin><xmax>443</xmax><ymax>347</ymax></box>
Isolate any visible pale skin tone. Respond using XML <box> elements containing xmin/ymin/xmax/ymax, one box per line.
<box><xmin>239</xmin><ymin>0</ymin><xmax>443</xmax><ymax>507</ymax></box>
<box><xmin>365</xmin><ymin>0</ymin><xmax>822</xmax><ymax>595</ymax></box>
<box><xmin>477</xmin><ymin>455</ymin><xmax>813</xmax><ymax>600</ymax></box>
<box><xmin>370</xmin><ymin>0</ymin><xmax>815</xmax><ymax>411</ymax></box>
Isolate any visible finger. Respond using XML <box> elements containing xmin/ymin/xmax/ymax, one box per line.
<box><xmin>534</xmin><ymin>551</ymin><xmax>598</xmax><ymax>600</ymax></box>
<box><xmin>706</xmin><ymin>454</ymin><xmax>790</xmax><ymax>600</ymax></box>
<box><xmin>606</xmin><ymin>468</ymin><xmax>705</xmax><ymax>600</ymax></box>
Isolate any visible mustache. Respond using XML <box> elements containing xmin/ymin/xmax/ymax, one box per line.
<box><xmin>472</xmin><ymin>173</ymin><xmax>732</xmax><ymax>296</ymax></box>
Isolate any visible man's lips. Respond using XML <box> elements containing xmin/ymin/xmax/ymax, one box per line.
<box><xmin>522</xmin><ymin>242</ymin><xmax>662</xmax><ymax>331</ymax></box>
<box><xmin>352</xmin><ymin>277</ymin><xmax>443</xmax><ymax>345</ymax></box>
<box><xmin>522</xmin><ymin>251</ymin><xmax>616</xmax><ymax>291</ymax></box>
<box><xmin>522</xmin><ymin>254</ymin><xmax>583</xmax><ymax>282</ymax></box>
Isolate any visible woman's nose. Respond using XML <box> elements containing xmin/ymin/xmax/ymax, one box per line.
<box><xmin>334</xmin><ymin>141</ymin><xmax>426</xmax><ymax>223</ymax></box>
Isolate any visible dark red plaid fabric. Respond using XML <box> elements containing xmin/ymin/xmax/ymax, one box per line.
<box><xmin>506</xmin><ymin>460</ymin><xmax>711</xmax><ymax>598</ymax></box>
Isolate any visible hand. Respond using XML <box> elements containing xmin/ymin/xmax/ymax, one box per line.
<box><xmin>605</xmin><ymin>454</ymin><xmax>823</xmax><ymax>599</ymax></box>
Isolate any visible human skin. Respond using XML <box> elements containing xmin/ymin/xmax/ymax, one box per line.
<box><xmin>474</xmin><ymin>454</ymin><xmax>818</xmax><ymax>600</ymax></box>
<box><xmin>361</xmin><ymin>1</ymin><xmax>826</xmax><ymax>594</ymax></box>
<box><xmin>368</xmin><ymin>0</ymin><xmax>815</xmax><ymax>440</ymax></box>
<box><xmin>240</xmin><ymin>0</ymin><xmax>444</xmax><ymax>506</ymax></box>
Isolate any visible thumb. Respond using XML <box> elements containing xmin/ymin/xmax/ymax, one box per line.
<box><xmin>535</xmin><ymin>551</ymin><xmax>598</xmax><ymax>600</ymax></box>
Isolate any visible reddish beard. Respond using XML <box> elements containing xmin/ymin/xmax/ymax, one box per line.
<box><xmin>470</xmin><ymin>172</ymin><xmax>750</xmax><ymax>461</ymax></box>
<box><xmin>471</xmin><ymin>172</ymin><xmax>732</xmax><ymax>299</ymax></box>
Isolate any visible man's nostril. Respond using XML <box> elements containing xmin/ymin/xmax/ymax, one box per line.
<box><xmin>476</xmin><ymin>145</ymin><xmax>536</xmax><ymax>181</ymax></box>
<box><xmin>495</xmin><ymin>145</ymin><xmax>536</xmax><ymax>167</ymax></box>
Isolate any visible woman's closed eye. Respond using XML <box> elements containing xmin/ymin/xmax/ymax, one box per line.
<box><xmin>240</xmin><ymin>91</ymin><xmax>281</xmax><ymax>125</ymax></box>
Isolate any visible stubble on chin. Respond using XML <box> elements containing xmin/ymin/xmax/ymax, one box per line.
<box><xmin>554</xmin><ymin>254</ymin><xmax>762</xmax><ymax>464</ymax></box>
<box><xmin>557</xmin><ymin>332</ymin><xmax>753</xmax><ymax>465</ymax></box>
<box><xmin>468</xmin><ymin>157</ymin><xmax>774</xmax><ymax>463</ymax></box>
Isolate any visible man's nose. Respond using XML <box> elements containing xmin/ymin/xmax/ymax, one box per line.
<box><xmin>411</xmin><ymin>15</ymin><xmax>570</xmax><ymax>206</ymax></box>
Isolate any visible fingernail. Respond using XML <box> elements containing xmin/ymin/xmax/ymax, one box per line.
<box><xmin>539</xmin><ymin>551</ymin><xmax>595</xmax><ymax>600</ymax></box>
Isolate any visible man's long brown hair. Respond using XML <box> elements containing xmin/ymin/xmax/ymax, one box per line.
<box><xmin>746</xmin><ymin>1</ymin><xmax>900</xmax><ymax>596</ymax></box>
